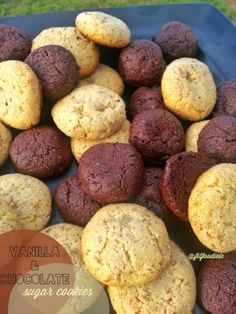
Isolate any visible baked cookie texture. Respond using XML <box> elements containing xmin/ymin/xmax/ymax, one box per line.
<box><xmin>0</xmin><ymin>60</ymin><xmax>42</xmax><ymax>129</ymax></box>
<box><xmin>52</xmin><ymin>84</ymin><xmax>126</xmax><ymax>139</ymax></box>
<box><xmin>0</xmin><ymin>200</ymin><xmax>21</xmax><ymax>235</ymax></box>
<box><xmin>0</xmin><ymin>174</ymin><xmax>52</xmax><ymax>231</ymax></box>
<box><xmin>188</xmin><ymin>163</ymin><xmax>236</xmax><ymax>253</ymax></box>
<box><xmin>31</xmin><ymin>27</ymin><xmax>100</xmax><ymax>77</ymax></box>
<box><xmin>161</xmin><ymin>58</ymin><xmax>216</xmax><ymax>121</ymax></box>
<box><xmin>81</xmin><ymin>203</ymin><xmax>171</xmax><ymax>286</ymax></box>
<box><xmin>0</xmin><ymin>121</ymin><xmax>12</xmax><ymax>167</ymax></box>
<box><xmin>76</xmin><ymin>11</ymin><xmax>131</xmax><ymax>48</ymax></box>
<box><xmin>185</xmin><ymin>120</ymin><xmax>209</xmax><ymax>152</ymax></box>
<box><xmin>108</xmin><ymin>241</ymin><xmax>196</xmax><ymax>314</ymax></box>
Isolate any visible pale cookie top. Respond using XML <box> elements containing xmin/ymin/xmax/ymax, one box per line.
<box><xmin>52</xmin><ymin>84</ymin><xmax>126</xmax><ymax>139</ymax></box>
<box><xmin>71</xmin><ymin>119</ymin><xmax>130</xmax><ymax>162</ymax></box>
<box><xmin>77</xmin><ymin>63</ymin><xmax>124</xmax><ymax>96</ymax></box>
<box><xmin>161</xmin><ymin>58</ymin><xmax>216</xmax><ymax>121</ymax></box>
<box><xmin>0</xmin><ymin>174</ymin><xmax>52</xmax><ymax>231</ymax></box>
<box><xmin>81</xmin><ymin>203</ymin><xmax>171</xmax><ymax>286</ymax></box>
<box><xmin>0</xmin><ymin>61</ymin><xmax>42</xmax><ymax>129</ymax></box>
<box><xmin>189</xmin><ymin>163</ymin><xmax>236</xmax><ymax>253</ymax></box>
<box><xmin>0</xmin><ymin>121</ymin><xmax>12</xmax><ymax>167</ymax></box>
<box><xmin>76</xmin><ymin>11</ymin><xmax>131</xmax><ymax>48</ymax></box>
<box><xmin>0</xmin><ymin>201</ymin><xmax>21</xmax><ymax>235</ymax></box>
<box><xmin>185</xmin><ymin>120</ymin><xmax>209</xmax><ymax>152</ymax></box>
<box><xmin>32</xmin><ymin>27</ymin><xmax>100</xmax><ymax>77</ymax></box>
<box><xmin>109</xmin><ymin>241</ymin><xmax>196</xmax><ymax>314</ymax></box>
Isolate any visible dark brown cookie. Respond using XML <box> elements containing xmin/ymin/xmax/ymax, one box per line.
<box><xmin>198</xmin><ymin>115</ymin><xmax>236</xmax><ymax>163</ymax></box>
<box><xmin>0</xmin><ymin>24</ymin><xmax>31</xmax><ymax>62</ymax></box>
<box><xmin>119</xmin><ymin>39</ymin><xmax>166</xmax><ymax>87</ymax></box>
<box><xmin>154</xmin><ymin>21</ymin><xmax>198</xmax><ymax>62</ymax></box>
<box><xmin>160</xmin><ymin>152</ymin><xmax>216</xmax><ymax>221</ymax></box>
<box><xmin>25</xmin><ymin>45</ymin><xmax>79</xmax><ymax>102</ymax></box>
<box><xmin>129</xmin><ymin>109</ymin><xmax>185</xmax><ymax>165</ymax></box>
<box><xmin>10</xmin><ymin>126</ymin><xmax>72</xmax><ymax>178</ymax></box>
<box><xmin>54</xmin><ymin>175</ymin><xmax>101</xmax><ymax>227</ymax></box>
<box><xmin>78</xmin><ymin>143</ymin><xmax>144</xmax><ymax>203</ymax></box>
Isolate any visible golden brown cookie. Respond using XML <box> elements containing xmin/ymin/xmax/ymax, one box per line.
<box><xmin>0</xmin><ymin>121</ymin><xmax>12</xmax><ymax>167</ymax></box>
<box><xmin>0</xmin><ymin>200</ymin><xmax>21</xmax><ymax>235</ymax></box>
<box><xmin>185</xmin><ymin>120</ymin><xmax>209</xmax><ymax>152</ymax></box>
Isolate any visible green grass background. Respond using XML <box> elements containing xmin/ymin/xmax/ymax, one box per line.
<box><xmin>0</xmin><ymin>0</ymin><xmax>236</xmax><ymax>21</ymax></box>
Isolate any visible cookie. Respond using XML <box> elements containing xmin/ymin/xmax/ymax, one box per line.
<box><xmin>0</xmin><ymin>121</ymin><xmax>12</xmax><ymax>167</ymax></box>
<box><xmin>160</xmin><ymin>152</ymin><xmax>216</xmax><ymax>221</ymax></box>
<box><xmin>119</xmin><ymin>39</ymin><xmax>166</xmax><ymax>86</ymax></box>
<box><xmin>161</xmin><ymin>58</ymin><xmax>216</xmax><ymax>121</ymax></box>
<box><xmin>76</xmin><ymin>11</ymin><xmax>131</xmax><ymax>48</ymax></box>
<box><xmin>52</xmin><ymin>84</ymin><xmax>126</xmax><ymax>139</ymax></box>
<box><xmin>32</xmin><ymin>27</ymin><xmax>100</xmax><ymax>78</ymax></box>
<box><xmin>0</xmin><ymin>174</ymin><xmax>52</xmax><ymax>231</ymax></box>
<box><xmin>71</xmin><ymin>119</ymin><xmax>130</xmax><ymax>162</ymax></box>
<box><xmin>108</xmin><ymin>241</ymin><xmax>196</xmax><ymax>314</ymax></box>
<box><xmin>78</xmin><ymin>143</ymin><xmax>144</xmax><ymax>203</ymax></box>
<box><xmin>0</xmin><ymin>60</ymin><xmax>42</xmax><ymax>129</ymax></box>
<box><xmin>25</xmin><ymin>45</ymin><xmax>80</xmax><ymax>102</ymax></box>
<box><xmin>10</xmin><ymin>126</ymin><xmax>72</xmax><ymax>178</ymax></box>
<box><xmin>0</xmin><ymin>24</ymin><xmax>31</xmax><ymax>62</ymax></box>
<box><xmin>0</xmin><ymin>201</ymin><xmax>21</xmax><ymax>235</ymax></box>
<box><xmin>129</xmin><ymin>109</ymin><xmax>185</xmax><ymax>165</ymax></box>
<box><xmin>188</xmin><ymin>163</ymin><xmax>236</xmax><ymax>253</ymax></box>
<box><xmin>154</xmin><ymin>21</ymin><xmax>198</xmax><ymax>61</ymax></box>
<box><xmin>54</xmin><ymin>176</ymin><xmax>101</xmax><ymax>227</ymax></box>
<box><xmin>185</xmin><ymin>120</ymin><xmax>209</xmax><ymax>152</ymax></box>
<box><xmin>198</xmin><ymin>115</ymin><xmax>236</xmax><ymax>163</ymax></box>
<box><xmin>81</xmin><ymin>203</ymin><xmax>171</xmax><ymax>286</ymax></box>
<box><xmin>77</xmin><ymin>63</ymin><xmax>124</xmax><ymax>96</ymax></box>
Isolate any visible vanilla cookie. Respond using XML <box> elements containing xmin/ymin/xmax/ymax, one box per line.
<box><xmin>185</xmin><ymin>120</ymin><xmax>209</xmax><ymax>152</ymax></box>
<box><xmin>161</xmin><ymin>58</ymin><xmax>216</xmax><ymax>121</ymax></box>
<box><xmin>32</xmin><ymin>27</ymin><xmax>100</xmax><ymax>77</ymax></box>
<box><xmin>0</xmin><ymin>201</ymin><xmax>21</xmax><ymax>235</ymax></box>
<box><xmin>189</xmin><ymin>163</ymin><xmax>236</xmax><ymax>253</ymax></box>
<box><xmin>0</xmin><ymin>174</ymin><xmax>52</xmax><ymax>231</ymax></box>
<box><xmin>0</xmin><ymin>121</ymin><xmax>12</xmax><ymax>167</ymax></box>
<box><xmin>0</xmin><ymin>60</ymin><xmax>42</xmax><ymax>129</ymax></box>
<box><xmin>76</xmin><ymin>11</ymin><xmax>131</xmax><ymax>48</ymax></box>
<box><xmin>108</xmin><ymin>241</ymin><xmax>196</xmax><ymax>314</ymax></box>
<box><xmin>52</xmin><ymin>84</ymin><xmax>126</xmax><ymax>139</ymax></box>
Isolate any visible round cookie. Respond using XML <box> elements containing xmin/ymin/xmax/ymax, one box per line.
<box><xmin>25</xmin><ymin>45</ymin><xmax>80</xmax><ymax>102</ymax></box>
<box><xmin>0</xmin><ymin>24</ymin><xmax>31</xmax><ymax>62</ymax></box>
<box><xmin>76</xmin><ymin>11</ymin><xmax>131</xmax><ymax>48</ymax></box>
<box><xmin>78</xmin><ymin>143</ymin><xmax>144</xmax><ymax>203</ymax></box>
<box><xmin>0</xmin><ymin>121</ymin><xmax>12</xmax><ymax>167</ymax></box>
<box><xmin>32</xmin><ymin>27</ymin><xmax>99</xmax><ymax>78</ymax></box>
<box><xmin>81</xmin><ymin>203</ymin><xmax>171</xmax><ymax>286</ymax></box>
<box><xmin>0</xmin><ymin>60</ymin><xmax>42</xmax><ymax>129</ymax></box>
<box><xmin>198</xmin><ymin>116</ymin><xmax>236</xmax><ymax>163</ymax></box>
<box><xmin>10</xmin><ymin>126</ymin><xmax>72</xmax><ymax>178</ymax></box>
<box><xmin>52</xmin><ymin>84</ymin><xmax>126</xmax><ymax>139</ymax></box>
<box><xmin>0</xmin><ymin>174</ymin><xmax>52</xmax><ymax>231</ymax></box>
<box><xmin>129</xmin><ymin>109</ymin><xmax>185</xmax><ymax>164</ymax></box>
<box><xmin>160</xmin><ymin>152</ymin><xmax>216</xmax><ymax>221</ymax></box>
<box><xmin>71</xmin><ymin>119</ymin><xmax>130</xmax><ymax>162</ymax></box>
<box><xmin>77</xmin><ymin>63</ymin><xmax>124</xmax><ymax>96</ymax></box>
<box><xmin>119</xmin><ymin>39</ymin><xmax>166</xmax><ymax>87</ymax></box>
<box><xmin>108</xmin><ymin>241</ymin><xmax>196</xmax><ymax>314</ymax></box>
<box><xmin>185</xmin><ymin>120</ymin><xmax>209</xmax><ymax>152</ymax></box>
<box><xmin>154</xmin><ymin>21</ymin><xmax>198</xmax><ymax>61</ymax></box>
<box><xmin>161</xmin><ymin>58</ymin><xmax>216</xmax><ymax>121</ymax></box>
<box><xmin>188</xmin><ymin>163</ymin><xmax>236</xmax><ymax>253</ymax></box>
<box><xmin>54</xmin><ymin>176</ymin><xmax>101</xmax><ymax>227</ymax></box>
<box><xmin>0</xmin><ymin>201</ymin><xmax>21</xmax><ymax>235</ymax></box>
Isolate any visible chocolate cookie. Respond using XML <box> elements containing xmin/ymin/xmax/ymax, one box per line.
<box><xmin>198</xmin><ymin>254</ymin><xmax>236</xmax><ymax>314</ymax></box>
<box><xmin>78</xmin><ymin>143</ymin><xmax>144</xmax><ymax>203</ymax></box>
<box><xmin>160</xmin><ymin>152</ymin><xmax>216</xmax><ymax>221</ymax></box>
<box><xmin>10</xmin><ymin>126</ymin><xmax>72</xmax><ymax>178</ymax></box>
<box><xmin>0</xmin><ymin>24</ymin><xmax>31</xmax><ymax>62</ymax></box>
<box><xmin>54</xmin><ymin>175</ymin><xmax>101</xmax><ymax>227</ymax></box>
<box><xmin>25</xmin><ymin>45</ymin><xmax>79</xmax><ymax>102</ymax></box>
<box><xmin>119</xmin><ymin>39</ymin><xmax>166</xmax><ymax>87</ymax></box>
<box><xmin>154</xmin><ymin>21</ymin><xmax>198</xmax><ymax>62</ymax></box>
<box><xmin>198</xmin><ymin>115</ymin><xmax>236</xmax><ymax>163</ymax></box>
<box><xmin>129</xmin><ymin>109</ymin><xmax>185</xmax><ymax>165</ymax></box>
<box><xmin>128</xmin><ymin>86</ymin><xmax>165</xmax><ymax>119</ymax></box>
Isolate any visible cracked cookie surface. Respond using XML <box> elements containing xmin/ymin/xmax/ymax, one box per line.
<box><xmin>0</xmin><ymin>200</ymin><xmax>21</xmax><ymax>235</ymax></box>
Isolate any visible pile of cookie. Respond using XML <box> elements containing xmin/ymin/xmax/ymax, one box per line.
<box><xmin>0</xmin><ymin>9</ymin><xmax>235</xmax><ymax>314</ymax></box>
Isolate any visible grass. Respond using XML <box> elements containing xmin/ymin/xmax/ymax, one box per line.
<box><xmin>0</xmin><ymin>0</ymin><xmax>235</xmax><ymax>22</ymax></box>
